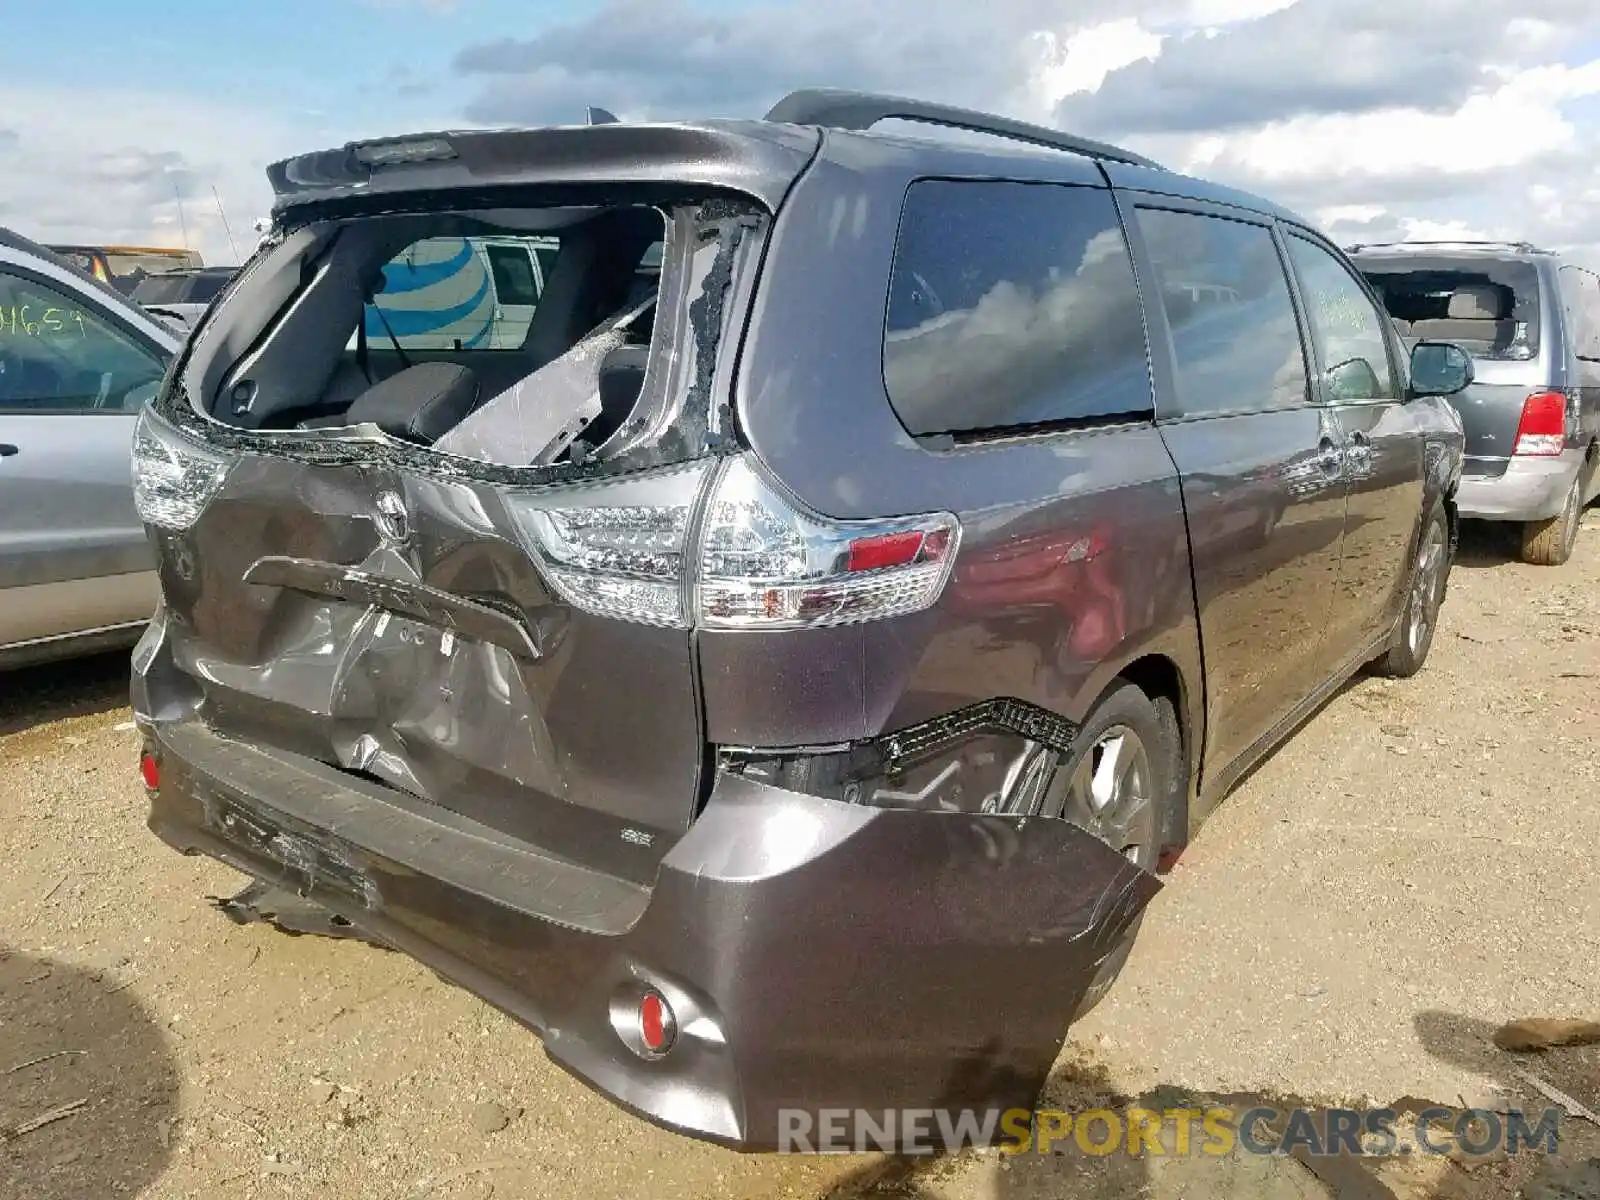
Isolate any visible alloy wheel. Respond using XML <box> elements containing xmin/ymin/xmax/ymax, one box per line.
<box><xmin>1048</xmin><ymin>725</ymin><xmax>1157</xmax><ymax>869</ymax></box>
<box><xmin>1407</xmin><ymin>520</ymin><xmax>1447</xmax><ymax>656</ymax></box>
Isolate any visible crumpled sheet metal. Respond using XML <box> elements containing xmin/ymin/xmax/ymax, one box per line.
<box><xmin>210</xmin><ymin>879</ymin><xmax>386</xmax><ymax>945</ymax></box>
<box><xmin>433</xmin><ymin>297</ymin><xmax>654</xmax><ymax>466</ymax></box>
<box><xmin>154</xmin><ymin>199</ymin><xmax>766</xmax><ymax>490</ymax></box>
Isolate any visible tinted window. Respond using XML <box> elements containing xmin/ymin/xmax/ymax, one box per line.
<box><xmin>188</xmin><ymin>272</ymin><xmax>233</xmax><ymax>304</ymax></box>
<box><xmin>1286</xmin><ymin>235</ymin><xmax>1397</xmax><ymax>402</ymax></box>
<box><xmin>883</xmin><ymin>181</ymin><xmax>1150</xmax><ymax>436</ymax></box>
<box><xmin>131</xmin><ymin>274</ymin><xmax>190</xmax><ymax>304</ymax></box>
<box><xmin>0</xmin><ymin>269</ymin><xmax>168</xmax><ymax>413</ymax></box>
<box><xmin>486</xmin><ymin>244</ymin><xmax>540</xmax><ymax>307</ymax></box>
<box><xmin>1356</xmin><ymin>254</ymin><xmax>1539</xmax><ymax>361</ymax></box>
<box><xmin>1135</xmin><ymin>208</ymin><xmax>1309</xmax><ymax>417</ymax></box>
<box><xmin>534</xmin><ymin>245</ymin><xmax>559</xmax><ymax>285</ymax></box>
<box><xmin>1559</xmin><ymin>265</ymin><xmax>1600</xmax><ymax>361</ymax></box>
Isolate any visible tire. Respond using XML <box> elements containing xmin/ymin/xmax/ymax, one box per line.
<box><xmin>1519</xmin><ymin>469</ymin><xmax>1585</xmax><ymax>566</ymax></box>
<box><xmin>1004</xmin><ymin>682</ymin><xmax>1179</xmax><ymax>1020</ymax></box>
<box><xmin>1377</xmin><ymin>505</ymin><xmax>1450</xmax><ymax>678</ymax></box>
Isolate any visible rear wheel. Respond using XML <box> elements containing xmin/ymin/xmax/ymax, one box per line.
<box><xmin>1519</xmin><ymin>470</ymin><xmax>1585</xmax><ymax>566</ymax></box>
<box><xmin>1377</xmin><ymin>506</ymin><xmax>1449</xmax><ymax>678</ymax></box>
<box><xmin>1000</xmin><ymin>683</ymin><xmax>1175</xmax><ymax>1019</ymax></box>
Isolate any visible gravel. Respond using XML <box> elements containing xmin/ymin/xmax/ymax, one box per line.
<box><xmin>2</xmin><ymin>516</ymin><xmax>1596</xmax><ymax>1199</ymax></box>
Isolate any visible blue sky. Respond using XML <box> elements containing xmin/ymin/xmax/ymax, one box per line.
<box><xmin>0</xmin><ymin>0</ymin><xmax>518</xmax><ymax>142</ymax></box>
<box><xmin>3</xmin><ymin>0</ymin><xmax>1600</xmax><ymax>266</ymax></box>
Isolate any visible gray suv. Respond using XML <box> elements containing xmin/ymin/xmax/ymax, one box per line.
<box><xmin>1351</xmin><ymin>241</ymin><xmax>1600</xmax><ymax>564</ymax></box>
<box><xmin>131</xmin><ymin>90</ymin><xmax>1469</xmax><ymax>1150</ymax></box>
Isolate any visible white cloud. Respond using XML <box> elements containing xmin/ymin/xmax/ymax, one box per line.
<box><xmin>1182</xmin><ymin>0</ymin><xmax>1298</xmax><ymax>27</ymax></box>
<box><xmin>0</xmin><ymin>84</ymin><xmax>333</xmax><ymax>266</ymax></box>
<box><xmin>1031</xmin><ymin>19</ymin><xmax>1164</xmax><ymax>110</ymax></box>
<box><xmin>1318</xmin><ymin>204</ymin><xmax>1388</xmax><ymax>227</ymax></box>
<box><xmin>1180</xmin><ymin>59</ymin><xmax>1600</xmax><ymax>185</ymax></box>
<box><xmin>1398</xmin><ymin>216</ymin><xmax>1493</xmax><ymax>241</ymax></box>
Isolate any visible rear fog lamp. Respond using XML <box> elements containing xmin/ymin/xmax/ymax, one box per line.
<box><xmin>637</xmin><ymin>988</ymin><xmax>677</xmax><ymax>1057</ymax></box>
<box><xmin>139</xmin><ymin>750</ymin><xmax>160</xmax><ymax>792</ymax></box>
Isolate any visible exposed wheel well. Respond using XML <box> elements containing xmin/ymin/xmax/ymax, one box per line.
<box><xmin>1115</xmin><ymin>654</ymin><xmax>1190</xmax><ymax>855</ymax></box>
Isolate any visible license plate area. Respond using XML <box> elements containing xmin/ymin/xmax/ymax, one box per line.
<box><xmin>199</xmin><ymin>788</ymin><xmax>381</xmax><ymax>910</ymax></box>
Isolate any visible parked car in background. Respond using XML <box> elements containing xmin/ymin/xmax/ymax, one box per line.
<box><xmin>48</xmin><ymin>244</ymin><xmax>204</xmax><ymax>296</ymax></box>
<box><xmin>131</xmin><ymin>91</ymin><xmax>1468</xmax><ymax>1150</ymax></box>
<box><xmin>131</xmin><ymin>266</ymin><xmax>238</xmax><ymax>332</ymax></box>
<box><xmin>0</xmin><ymin>228</ymin><xmax>179</xmax><ymax>668</ymax></box>
<box><xmin>1350</xmin><ymin>241</ymin><xmax>1600</xmax><ymax>564</ymax></box>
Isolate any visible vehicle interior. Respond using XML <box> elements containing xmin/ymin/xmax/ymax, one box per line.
<box><xmin>190</xmin><ymin>203</ymin><xmax>670</xmax><ymax>465</ymax></box>
<box><xmin>1362</xmin><ymin>261</ymin><xmax>1539</xmax><ymax>360</ymax></box>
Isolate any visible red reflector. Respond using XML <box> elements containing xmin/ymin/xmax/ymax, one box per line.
<box><xmin>139</xmin><ymin>751</ymin><xmax>160</xmax><ymax>791</ymax></box>
<box><xmin>847</xmin><ymin>530</ymin><xmax>925</xmax><ymax>573</ymax></box>
<box><xmin>639</xmin><ymin>989</ymin><xmax>676</xmax><ymax>1054</ymax></box>
<box><xmin>1514</xmin><ymin>391</ymin><xmax>1566</xmax><ymax>456</ymax></box>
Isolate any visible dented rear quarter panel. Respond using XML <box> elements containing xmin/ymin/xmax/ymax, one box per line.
<box><xmin>723</xmin><ymin>136</ymin><xmax>1204</xmax><ymax>791</ymax></box>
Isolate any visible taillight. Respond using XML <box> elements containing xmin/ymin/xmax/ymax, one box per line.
<box><xmin>504</xmin><ymin>461</ymin><xmax>708</xmax><ymax>628</ymax></box>
<box><xmin>132</xmin><ymin>408</ymin><xmax>238</xmax><ymax>531</ymax></box>
<box><xmin>697</xmin><ymin>457</ymin><xmax>960</xmax><ymax>629</ymax></box>
<box><xmin>1514</xmin><ymin>391</ymin><xmax>1566</xmax><ymax>457</ymax></box>
<box><xmin>509</xmin><ymin>456</ymin><xmax>961</xmax><ymax>629</ymax></box>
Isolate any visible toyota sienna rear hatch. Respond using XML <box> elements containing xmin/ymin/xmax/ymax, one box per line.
<box><xmin>1356</xmin><ymin>251</ymin><xmax>1549</xmax><ymax>476</ymax></box>
<box><xmin>131</xmin><ymin>132</ymin><xmax>795</xmax><ymax>884</ymax></box>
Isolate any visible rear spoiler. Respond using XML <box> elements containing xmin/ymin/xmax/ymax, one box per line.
<box><xmin>264</xmin><ymin>121</ymin><xmax>821</xmax><ymax>214</ymax></box>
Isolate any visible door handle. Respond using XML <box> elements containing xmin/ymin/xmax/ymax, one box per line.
<box><xmin>0</xmin><ymin>443</ymin><xmax>18</xmax><ymax>458</ymax></box>
<box><xmin>1317</xmin><ymin>437</ymin><xmax>1344</xmax><ymax>477</ymax></box>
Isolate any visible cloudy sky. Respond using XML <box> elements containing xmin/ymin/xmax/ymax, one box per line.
<box><xmin>4</xmin><ymin>0</ymin><xmax>1600</xmax><ymax>268</ymax></box>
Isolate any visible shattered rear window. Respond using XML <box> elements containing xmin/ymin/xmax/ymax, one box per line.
<box><xmin>160</xmin><ymin>193</ymin><xmax>765</xmax><ymax>486</ymax></box>
<box><xmin>1355</xmin><ymin>255</ymin><xmax>1541</xmax><ymax>361</ymax></box>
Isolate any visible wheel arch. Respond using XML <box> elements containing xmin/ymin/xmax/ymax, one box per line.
<box><xmin>1098</xmin><ymin>653</ymin><xmax>1193</xmax><ymax>858</ymax></box>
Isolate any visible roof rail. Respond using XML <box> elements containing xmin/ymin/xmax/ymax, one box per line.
<box><xmin>1347</xmin><ymin>239</ymin><xmax>1547</xmax><ymax>255</ymax></box>
<box><xmin>763</xmin><ymin>87</ymin><xmax>1163</xmax><ymax>170</ymax></box>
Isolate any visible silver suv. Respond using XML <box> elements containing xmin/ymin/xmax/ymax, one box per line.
<box><xmin>1351</xmin><ymin>241</ymin><xmax>1600</xmax><ymax>564</ymax></box>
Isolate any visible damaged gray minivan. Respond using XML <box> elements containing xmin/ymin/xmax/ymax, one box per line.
<box><xmin>131</xmin><ymin>90</ymin><xmax>1470</xmax><ymax>1150</ymax></box>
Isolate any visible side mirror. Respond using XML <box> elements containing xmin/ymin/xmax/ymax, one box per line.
<box><xmin>1410</xmin><ymin>340</ymin><xmax>1474</xmax><ymax>397</ymax></box>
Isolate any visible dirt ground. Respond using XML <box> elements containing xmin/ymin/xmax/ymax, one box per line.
<box><xmin>2</xmin><ymin>516</ymin><xmax>1598</xmax><ymax>1200</ymax></box>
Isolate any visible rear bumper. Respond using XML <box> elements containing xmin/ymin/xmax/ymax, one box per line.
<box><xmin>1455</xmin><ymin>449</ymin><xmax>1583</xmax><ymax>522</ymax></box>
<box><xmin>138</xmin><ymin>717</ymin><xmax>1157</xmax><ymax>1150</ymax></box>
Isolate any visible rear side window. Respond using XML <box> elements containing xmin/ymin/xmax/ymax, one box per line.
<box><xmin>883</xmin><ymin>180</ymin><xmax>1150</xmax><ymax>437</ymax></box>
<box><xmin>1558</xmin><ymin>265</ymin><xmax>1600</xmax><ymax>361</ymax></box>
<box><xmin>1356</xmin><ymin>255</ymin><xmax>1539</xmax><ymax>361</ymax></box>
<box><xmin>1135</xmin><ymin>208</ymin><xmax>1309</xmax><ymax>418</ymax></box>
<box><xmin>1285</xmin><ymin>234</ymin><xmax>1398</xmax><ymax>402</ymax></box>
